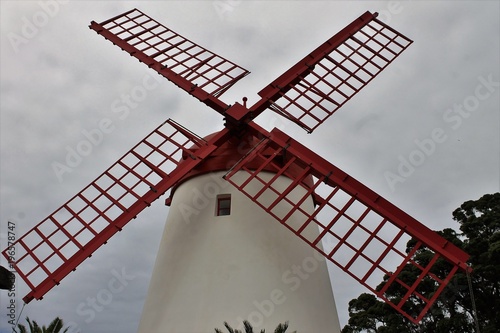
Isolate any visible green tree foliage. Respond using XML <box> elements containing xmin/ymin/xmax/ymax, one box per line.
<box><xmin>215</xmin><ymin>320</ymin><xmax>296</xmax><ymax>333</ymax></box>
<box><xmin>17</xmin><ymin>316</ymin><xmax>74</xmax><ymax>333</ymax></box>
<box><xmin>342</xmin><ymin>192</ymin><xmax>500</xmax><ymax>333</ymax></box>
<box><xmin>452</xmin><ymin>192</ymin><xmax>500</xmax><ymax>332</ymax></box>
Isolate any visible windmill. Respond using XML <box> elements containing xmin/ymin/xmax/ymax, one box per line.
<box><xmin>2</xmin><ymin>8</ymin><xmax>471</xmax><ymax>332</ymax></box>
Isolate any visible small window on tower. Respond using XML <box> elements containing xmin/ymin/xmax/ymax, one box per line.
<box><xmin>216</xmin><ymin>194</ymin><xmax>231</xmax><ymax>216</ymax></box>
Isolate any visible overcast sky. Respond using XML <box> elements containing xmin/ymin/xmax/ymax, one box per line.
<box><xmin>1</xmin><ymin>1</ymin><xmax>499</xmax><ymax>332</ymax></box>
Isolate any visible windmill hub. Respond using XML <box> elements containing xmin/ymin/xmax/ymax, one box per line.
<box><xmin>171</xmin><ymin>130</ymin><xmax>314</xmax><ymax>200</ymax></box>
<box><xmin>223</xmin><ymin>102</ymin><xmax>255</xmax><ymax>131</ymax></box>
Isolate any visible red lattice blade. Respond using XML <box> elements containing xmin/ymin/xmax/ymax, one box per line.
<box><xmin>89</xmin><ymin>8</ymin><xmax>250</xmax><ymax>114</ymax></box>
<box><xmin>224</xmin><ymin>124</ymin><xmax>470</xmax><ymax>323</ymax></box>
<box><xmin>2</xmin><ymin>119</ymin><xmax>228</xmax><ymax>303</ymax></box>
<box><xmin>251</xmin><ymin>11</ymin><xmax>412</xmax><ymax>133</ymax></box>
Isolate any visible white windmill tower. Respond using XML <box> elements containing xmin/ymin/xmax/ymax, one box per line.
<box><xmin>3</xmin><ymin>8</ymin><xmax>471</xmax><ymax>333</ymax></box>
<box><xmin>137</xmin><ymin>133</ymin><xmax>341</xmax><ymax>331</ymax></box>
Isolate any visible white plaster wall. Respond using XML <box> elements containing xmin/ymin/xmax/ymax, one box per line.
<box><xmin>137</xmin><ymin>171</ymin><xmax>341</xmax><ymax>333</ymax></box>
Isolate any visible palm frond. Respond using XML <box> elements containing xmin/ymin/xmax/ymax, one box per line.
<box><xmin>243</xmin><ymin>320</ymin><xmax>255</xmax><ymax>333</ymax></box>
<box><xmin>223</xmin><ymin>321</ymin><xmax>237</xmax><ymax>333</ymax></box>
<box><xmin>215</xmin><ymin>321</ymin><xmax>294</xmax><ymax>333</ymax></box>
<box><xmin>46</xmin><ymin>317</ymin><xmax>63</xmax><ymax>333</ymax></box>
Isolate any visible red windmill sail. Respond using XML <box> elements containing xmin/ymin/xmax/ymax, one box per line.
<box><xmin>250</xmin><ymin>11</ymin><xmax>413</xmax><ymax>132</ymax></box>
<box><xmin>89</xmin><ymin>8</ymin><xmax>249</xmax><ymax>114</ymax></box>
<box><xmin>2</xmin><ymin>8</ymin><xmax>470</xmax><ymax>324</ymax></box>
<box><xmin>225</xmin><ymin>122</ymin><xmax>468</xmax><ymax>322</ymax></box>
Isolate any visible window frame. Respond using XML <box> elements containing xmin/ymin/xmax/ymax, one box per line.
<box><xmin>216</xmin><ymin>194</ymin><xmax>231</xmax><ymax>216</ymax></box>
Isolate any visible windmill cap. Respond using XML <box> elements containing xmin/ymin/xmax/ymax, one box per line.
<box><xmin>165</xmin><ymin>131</ymin><xmax>314</xmax><ymax>205</ymax></box>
